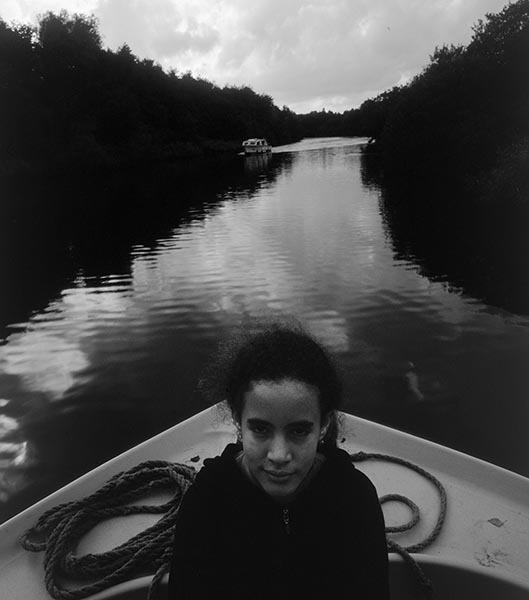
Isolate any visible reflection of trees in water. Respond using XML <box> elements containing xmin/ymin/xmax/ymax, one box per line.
<box><xmin>0</xmin><ymin>153</ymin><xmax>292</xmax><ymax>338</ymax></box>
<box><xmin>243</xmin><ymin>153</ymin><xmax>272</xmax><ymax>172</ymax></box>
<box><xmin>0</xmin><ymin>152</ymin><xmax>295</xmax><ymax>522</ymax></box>
<box><xmin>361</xmin><ymin>153</ymin><xmax>529</xmax><ymax>315</ymax></box>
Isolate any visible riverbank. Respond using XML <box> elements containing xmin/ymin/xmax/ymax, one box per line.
<box><xmin>360</xmin><ymin>1</ymin><xmax>528</xmax><ymax>213</ymax></box>
<box><xmin>0</xmin><ymin>138</ymin><xmax>247</xmax><ymax>180</ymax></box>
<box><xmin>0</xmin><ymin>13</ymin><xmax>301</xmax><ymax>179</ymax></box>
<box><xmin>361</xmin><ymin>152</ymin><xmax>529</xmax><ymax>316</ymax></box>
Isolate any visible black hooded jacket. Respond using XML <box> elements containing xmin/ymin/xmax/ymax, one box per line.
<box><xmin>168</xmin><ymin>443</ymin><xmax>389</xmax><ymax>599</ymax></box>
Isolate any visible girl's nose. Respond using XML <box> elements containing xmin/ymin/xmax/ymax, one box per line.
<box><xmin>267</xmin><ymin>435</ymin><xmax>292</xmax><ymax>463</ymax></box>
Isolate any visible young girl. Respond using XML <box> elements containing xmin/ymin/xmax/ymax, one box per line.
<box><xmin>168</xmin><ymin>323</ymin><xmax>390</xmax><ymax>599</ymax></box>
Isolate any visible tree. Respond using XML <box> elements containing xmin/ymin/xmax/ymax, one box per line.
<box><xmin>370</xmin><ymin>0</ymin><xmax>529</xmax><ymax>187</ymax></box>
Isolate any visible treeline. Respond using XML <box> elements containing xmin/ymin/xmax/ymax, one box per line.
<box><xmin>295</xmin><ymin>109</ymin><xmax>370</xmax><ymax>139</ymax></box>
<box><xmin>356</xmin><ymin>0</ymin><xmax>529</xmax><ymax>314</ymax></box>
<box><xmin>2</xmin><ymin>1</ymin><xmax>528</xmax><ymax>188</ymax></box>
<box><xmin>363</xmin><ymin>1</ymin><xmax>529</xmax><ymax>207</ymax></box>
<box><xmin>0</xmin><ymin>11</ymin><xmax>302</xmax><ymax>175</ymax></box>
<box><xmin>301</xmin><ymin>1</ymin><xmax>529</xmax><ymax>209</ymax></box>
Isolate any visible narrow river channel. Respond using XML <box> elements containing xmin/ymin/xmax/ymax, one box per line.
<box><xmin>1</xmin><ymin>137</ymin><xmax>528</xmax><ymax>523</ymax></box>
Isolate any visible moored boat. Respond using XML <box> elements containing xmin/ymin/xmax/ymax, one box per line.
<box><xmin>0</xmin><ymin>405</ymin><xmax>528</xmax><ymax>599</ymax></box>
<box><xmin>241</xmin><ymin>138</ymin><xmax>272</xmax><ymax>154</ymax></box>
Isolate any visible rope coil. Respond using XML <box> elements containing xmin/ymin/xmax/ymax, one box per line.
<box><xmin>351</xmin><ymin>451</ymin><xmax>448</xmax><ymax>597</ymax></box>
<box><xmin>21</xmin><ymin>453</ymin><xmax>446</xmax><ymax>600</ymax></box>
<box><xmin>20</xmin><ymin>461</ymin><xmax>196</xmax><ymax>600</ymax></box>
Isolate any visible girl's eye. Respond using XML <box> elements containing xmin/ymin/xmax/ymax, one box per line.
<box><xmin>291</xmin><ymin>428</ymin><xmax>310</xmax><ymax>438</ymax></box>
<box><xmin>249</xmin><ymin>425</ymin><xmax>269</xmax><ymax>435</ymax></box>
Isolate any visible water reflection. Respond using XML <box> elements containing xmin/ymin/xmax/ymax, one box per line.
<box><xmin>0</xmin><ymin>154</ymin><xmax>285</xmax><ymax>337</ymax></box>
<box><xmin>3</xmin><ymin>328</ymin><xmax>87</xmax><ymax>401</ymax></box>
<box><xmin>361</xmin><ymin>152</ymin><xmax>529</xmax><ymax>315</ymax></box>
<box><xmin>243</xmin><ymin>153</ymin><xmax>272</xmax><ymax>172</ymax></box>
<box><xmin>1</xmin><ymin>137</ymin><xmax>528</xmax><ymax>524</ymax></box>
<box><xmin>0</xmin><ymin>401</ymin><xmax>31</xmax><ymax>505</ymax></box>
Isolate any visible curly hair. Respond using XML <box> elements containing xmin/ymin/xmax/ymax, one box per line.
<box><xmin>200</xmin><ymin>320</ymin><xmax>342</xmax><ymax>446</ymax></box>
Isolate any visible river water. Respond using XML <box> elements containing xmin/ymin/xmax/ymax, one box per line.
<box><xmin>1</xmin><ymin>137</ymin><xmax>528</xmax><ymax>523</ymax></box>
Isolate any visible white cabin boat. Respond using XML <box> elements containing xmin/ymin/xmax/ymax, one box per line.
<box><xmin>0</xmin><ymin>406</ymin><xmax>528</xmax><ymax>599</ymax></box>
<box><xmin>242</xmin><ymin>138</ymin><xmax>272</xmax><ymax>154</ymax></box>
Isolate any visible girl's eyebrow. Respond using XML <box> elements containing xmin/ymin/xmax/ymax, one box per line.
<box><xmin>287</xmin><ymin>421</ymin><xmax>314</xmax><ymax>429</ymax></box>
<box><xmin>246</xmin><ymin>418</ymin><xmax>315</xmax><ymax>428</ymax></box>
<box><xmin>246</xmin><ymin>418</ymin><xmax>271</xmax><ymax>426</ymax></box>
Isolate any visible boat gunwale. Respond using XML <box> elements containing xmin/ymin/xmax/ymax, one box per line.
<box><xmin>2</xmin><ymin>405</ymin><xmax>528</xmax><ymax>532</ymax></box>
<box><xmin>1</xmin><ymin>405</ymin><xmax>528</xmax><ymax>597</ymax></box>
<box><xmin>342</xmin><ymin>412</ymin><xmax>529</xmax><ymax>502</ymax></box>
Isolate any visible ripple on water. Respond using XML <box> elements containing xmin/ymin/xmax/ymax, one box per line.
<box><xmin>2</xmin><ymin>138</ymin><xmax>529</xmax><ymax>524</ymax></box>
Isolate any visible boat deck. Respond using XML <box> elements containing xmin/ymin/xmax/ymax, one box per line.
<box><xmin>1</xmin><ymin>406</ymin><xmax>528</xmax><ymax>599</ymax></box>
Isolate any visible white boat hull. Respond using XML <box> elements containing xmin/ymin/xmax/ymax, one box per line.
<box><xmin>244</xmin><ymin>148</ymin><xmax>271</xmax><ymax>154</ymax></box>
<box><xmin>241</xmin><ymin>137</ymin><xmax>272</xmax><ymax>154</ymax></box>
<box><xmin>1</xmin><ymin>405</ymin><xmax>528</xmax><ymax>598</ymax></box>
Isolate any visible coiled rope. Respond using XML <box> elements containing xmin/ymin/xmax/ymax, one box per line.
<box><xmin>21</xmin><ymin>453</ymin><xmax>446</xmax><ymax>600</ymax></box>
<box><xmin>351</xmin><ymin>451</ymin><xmax>448</xmax><ymax>598</ymax></box>
<box><xmin>20</xmin><ymin>460</ymin><xmax>196</xmax><ymax>600</ymax></box>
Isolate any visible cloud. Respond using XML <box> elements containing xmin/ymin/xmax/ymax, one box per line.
<box><xmin>1</xmin><ymin>0</ymin><xmax>510</xmax><ymax>111</ymax></box>
<box><xmin>203</xmin><ymin>0</ymin><xmax>509</xmax><ymax>112</ymax></box>
<box><xmin>94</xmin><ymin>0</ymin><xmax>219</xmax><ymax>62</ymax></box>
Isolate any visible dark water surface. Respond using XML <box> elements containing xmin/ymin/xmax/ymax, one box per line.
<box><xmin>1</xmin><ymin>137</ymin><xmax>528</xmax><ymax>523</ymax></box>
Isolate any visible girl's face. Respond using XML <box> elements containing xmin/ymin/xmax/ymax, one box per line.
<box><xmin>239</xmin><ymin>378</ymin><xmax>329</xmax><ymax>500</ymax></box>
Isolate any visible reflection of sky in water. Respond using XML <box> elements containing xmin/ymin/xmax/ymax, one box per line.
<box><xmin>0</xmin><ymin>405</ymin><xmax>29</xmax><ymax>503</ymax></box>
<box><xmin>1</xmin><ymin>137</ymin><xmax>529</xmax><ymax>515</ymax></box>
<box><xmin>6</xmin><ymin>146</ymin><xmax>512</xmax><ymax>378</ymax></box>
<box><xmin>0</xmin><ymin>276</ymin><xmax>135</xmax><ymax>506</ymax></box>
<box><xmin>0</xmin><ymin>138</ymin><xmax>376</xmax><ymax>409</ymax></box>
<box><xmin>2</xmin><ymin>139</ymin><xmax>528</xmax><ymax>415</ymax></box>
<box><xmin>2</xmin><ymin>330</ymin><xmax>89</xmax><ymax>400</ymax></box>
<box><xmin>127</xmin><ymin>152</ymin><xmax>375</xmax><ymax>352</ymax></box>
<box><xmin>1</xmin><ymin>277</ymin><xmax>134</xmax><ymax>400</ymax></box>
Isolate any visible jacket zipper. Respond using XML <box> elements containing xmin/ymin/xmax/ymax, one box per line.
<box><xmin>282</xmin><ymin>508</ymin><xmax>290</xmax><ymax>535</ymax></box>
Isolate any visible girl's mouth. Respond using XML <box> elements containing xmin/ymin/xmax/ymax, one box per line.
<box><xmin>264</xmin><ymin>470</ymin><xmax>293</xmax><ymax>482</ymax></box>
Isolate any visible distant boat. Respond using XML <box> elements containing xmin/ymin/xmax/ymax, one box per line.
<box><xmin>1</xmin><ymin>405</ymin><xmax>528</xmax><ymax>599</ymax></box>
<box><xmin>242</xmin><ymin>138</ymin><xmax>272</xmax><ymax>154</ymax></box>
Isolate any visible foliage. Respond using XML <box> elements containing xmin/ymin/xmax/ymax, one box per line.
<box><xmin>1</xmin><ymin>1</ymin><xmax>527</xmax><ymax>191</ymax></box>
<box><xmin>364</xmin><ymin>0</ymin><xmax>529</xmax><ymax>205</ymax></box>
<box><xmin>0</xmin><ymin>11</ymin><xmax>301</xmax><ymax>174</ymax></box>
<box><xmin>356</xmin><ymin>1</ymin><xmax>529</xmax><ymax>314</ymax></box>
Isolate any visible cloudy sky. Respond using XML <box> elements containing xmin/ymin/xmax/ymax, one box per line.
<box><xmin>3</xmin><ymin>0</ymin><xmax>509</xmax><ymax>113</ymax></box>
